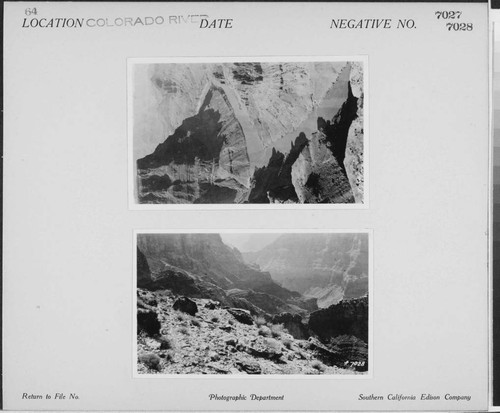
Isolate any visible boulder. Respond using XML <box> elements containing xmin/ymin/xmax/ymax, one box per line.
<box><xmin>137</xmin><ymin>248</ymin><xmax>153</xmax><ymax>288</ymax></box>
<box><xmin>247</xmin><ymin>338</ymin><xmax>283</xmax><ymax>361</ymax></box>
<box><xmin>227</xmin><ymin>308</ymin><xmax>253</xmax><ymax>325</ymax></box>
<box><xmin>225</xmin><ymin>337</ymin><xmax>238</xmax><ymax>347</ymax></box>
<box><xmin>272</xmin><ymin>312</ymin><xmax>309</xmax><ymax>339</ymax></box>
<box><xmin>137</xmin><ymin>309</ymin><xmax>161</xmax><ymax>336</ymax></box>
<box><xmin>236</xmin><ymin>361</ymin><xmax>262</xmax><ymax>374</ymax></box>
<box><xmin>248</xmin><ymin>346</ymin><xmax>283</xmax><ymax>361</ymax></box>
<box><xmin>173</xmin><ymin>296</ymin><xmax>198</xmax><ymax>316</ymax></box>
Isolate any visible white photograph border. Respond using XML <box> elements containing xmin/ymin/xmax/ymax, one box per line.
<box><xmin>132</xmin><ymin>228</ymin><xmax>374</xmax><ymax>380</ymax></box>
<box><xmin>127</xmin><ymin>55</ymin><xmax>369</xmax><ymax>210</ymax></box>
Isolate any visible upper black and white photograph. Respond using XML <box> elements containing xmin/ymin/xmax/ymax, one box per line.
<box><xmin>130</xmin><ymin>58</ymin><xmax>366</xmax><ymax>206</ymax></box>
<box><xmin>135</xmin><ymin>231</ymin><xmax>370</xmax><ymax>376</ymax></box>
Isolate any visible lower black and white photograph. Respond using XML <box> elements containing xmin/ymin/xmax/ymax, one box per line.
<box><xmin>135</xmin><ymin>231</ymin><xmax>371</xmax><ymax>376</ymax></box>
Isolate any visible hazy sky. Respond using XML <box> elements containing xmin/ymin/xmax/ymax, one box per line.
<box><xmin>220</xmin><ymin>233</ymin><xmax>283</xmax><ymax>252</ymax></box>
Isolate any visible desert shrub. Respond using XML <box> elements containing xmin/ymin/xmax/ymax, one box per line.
<box><xmin>270</xmin><ymin>324</ymin><xmax>285</xmax><ymax>339</ymax></box>
<box><xmin>158</xmin><ymin>336</ymin><xmax>174</xmax><ymax>350</ymax></box>
<box><xmin>191</xmin><ymin>319</ymin><xmax>201</xmax><ymax>327</ymax></box>
<box><xmin>254</xmin><ymin>316</ymin><xmax>267</xmax><ymax>327</ymax></box>
<box><xmin>176</xmin><ymin>313</ymin><xmax>186</xmax><ymax>322</ymax></box>
<box><xmin>164</xmin><ymin>351</ymin><xmax>174</xmax><ymax>362</ymax></box>
<box><xmin>282</xmin><ymin>337</ymin><xmax>293</xmax><ymax>349</ymax></box>
<box><xmin>311</xmin><ymin>360</ymin><xmax>325</xmax><ymax>372</ymax></box>
<box><xmin>138</xmin><ymin>352</ymin><xmax>161</xmax><ymax>371</ymax></box>
<box><xmin>178</xmin><ymin>326</ymin><xmax>189</xmax><ymax>335</ymax></box>
<box><xmin>265</xmin><ymin>338</ymin><xmax>282</xmax><ymax>352</ymax></box>
<box><xmin>211</xmin><ymin>315</ymin><xmax>219</xmax><ymax>323</ymax></box>
<box><xmin>258</xmin><ymin>326</ymin><xmax>272</xmax><ymax>337</ymax></box>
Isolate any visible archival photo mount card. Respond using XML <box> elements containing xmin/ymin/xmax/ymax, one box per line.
<box><xmin>2</xmin><ymin>1</ymin><xmax>490</xmax><ymax>411</ymax></box>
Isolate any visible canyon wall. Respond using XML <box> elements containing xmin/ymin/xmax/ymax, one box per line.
<box><xmin>134</xmin><ymin>61</ymin><xmax>364</xmax><ymax>204</ymax></box>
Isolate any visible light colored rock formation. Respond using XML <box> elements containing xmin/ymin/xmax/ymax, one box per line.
<box><xmin>291</xmin><ymin>131</ymin><xmax>354</xmax><ymax>203</ymax></box>
<box><xmin>135</xmin><ymin>62</ymin><xmax>346</xmax><ymax>162</ymax></box>
<box><xmin>205</xmin><ymin>87</ymin><xmax>252</xmax><ymax>185</ymax></box>
<box><xmin>244</xmin><ymin>233</ymin><xmax>368</xmax><ymax>307</ymax></box>
<box><xmin>135</xmin><ymin>61</ymin><xmax>364</xmax><ymax>204</ymax></box>
<box><xmin>221</xmin><ymin>62</ymin><xmax>345</xmax><ymax>166</ymax></box>
<box><xmin>344</xmin><ymin>62</ymin><xmax>364</xmax><ymax>203</ymax></box>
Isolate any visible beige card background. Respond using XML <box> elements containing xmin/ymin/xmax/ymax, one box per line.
<box><xmin>3</xmin><ymin>1</ymin><xmax>489</xmax><ymax>411</ymax></box>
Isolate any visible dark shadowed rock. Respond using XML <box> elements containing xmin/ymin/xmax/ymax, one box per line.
<box><xmin>236</xmin><ymin>360</ymin><xmax>262</xmax><ymax>374</ymax></box>
<box><xmin>308</xmin><ymin>337</ymin><xmax>343</xmax><ymax>365</ymax></box>
<box><xmin>248</xmin><ymin>134</ymin><xmax>308</xmax><ymax>203</ymax></box>
<box><xmin>227</xmin><ymin>308</ymin><xmax>253</xmax><ymax>325</ymax></box>
<box><xmin>272</xmin><ymin>312</ymin><xmax>309</xmax><ymax>339</ymax></box>
<box><xmin>150</xmin><ymin>268</ymin><xmax>202</xmax><ymax>296</ymax></box>
<box><xmin>307</xmin><ymin>335</ymin><xmax>367</xmax><ymax>371</ymax></box>
<box><xmin>137</xmin><ymin>247</ymin><xmax>152</xmax><ymax>288</ymax></box>
<box><xmin>308</xmin><ymin>296</ymin><xmax>368</xmax><ymax>343</ymax></box>
<box><xmin>319</xmin><ymin>81</ymin><xmax>358</xmax><ymax>167</ymax></box>
<box><xmin>137</xmin><ymin>309</ymin><xmax>161</xmax><ymax>336</ymax></box>
<box><xmin>225</xmin><ymin>337</ymin><xmax>237</xmax><ymax>347</ymax></box>
<box><xmin>137</xmin><ymin>98</ymin><xmax>224</xmax><ymax>169</ymax></box>
<box><xmin>173</xmin><ymin>296</ymin><xmax>198</xmax><ymax>316</ymax></box>
<box><xmin>329</xmin><ymin>335</ymin><xmax>368</xmax><ymax>372</ymax></box>
<box><xmin>247</xmin><ymin>345</ymin><xmax>283</xmax><ymax>361</ymax></box>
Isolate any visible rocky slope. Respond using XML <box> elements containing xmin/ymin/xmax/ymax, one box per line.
<box><xmin>135</xmin><ymin>61</ymin><xmax>364</xmax><ymax>204</ymax></box>
<box><xmin>244</xmin><ymin>233</ymin><xmax>368</xmax><ymax>308</ymax></box>
<box><xmin>137</xmin><ymin>290</ymin><xmax>367</xmax><ymax>375</ymax></box>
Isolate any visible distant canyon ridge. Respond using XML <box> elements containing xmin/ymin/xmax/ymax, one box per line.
<box><xmin>133</xmin><ymin>61</ymin><xmax>364</xmax><ymax>204</ymax></box>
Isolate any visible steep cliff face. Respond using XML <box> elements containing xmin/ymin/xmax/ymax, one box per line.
<box><xmin>291</xmin><ymin>130</ymin><xmax>354</xmax><ymax>203</ymax></box>
<box><xmin>137</xmin><ymin>87</ymin><xmax>251</xmax><ymax>204</ymax></box>
<box><xmin>308</xmin><ymin>296</ymin><xmax>368</xmax><ymax>343</ymax></box>
<box><xmin>244</xmin><ymin>233</ymin><xmax>368</xmax><ymax>307</ymax></box>
<box><xmin>135</xmin><ymin>61</ymin><xmax>364</xmax><ymax>204</ymax></box>
<box><xmin>137</xmin><ymin>233</ymin><xmax>315</xmax><ymax>316</ymax></box>
<box><xmin>137</xmin><ymin>247</ymin><xmax>152</xmax><ymax>288</ymax></box>
<box><xmin>344</xmin><ymin>62</ymin><xmax>364</xmax><ymax>203</ymax></box>
<box><xmin>247</xmin><ymin>134</ymin><xmax>309</xmax><ymax>203</ymax></box>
